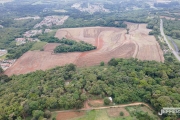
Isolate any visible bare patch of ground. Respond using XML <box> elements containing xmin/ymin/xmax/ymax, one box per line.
<box><xmin>5</xmin><ymin>25</ymin><xmax>164</xmax><ymax>76</ymax></box>
<box><xmin>43</xmin><ymin>43</ymin><xmax>61</xmax><ymax>52</ymax></box>
<box><xmin>107</xmin><ymin>107</ymin><xmax>130</xmax><ymax>117</ymax></box>
<box><xmin>4</xmin><ymin>51</ymin><xmax>80</xmax><ymax>75</ymax></box>
<box><xmin>56</xmin><ymin>111</ymin><xmax>85</xmax><ymax>120</ymax></box>
<box><xmin>88</xmin><ymin>99</ymin><xmax>104</xmax><ymax>107</ymax></box>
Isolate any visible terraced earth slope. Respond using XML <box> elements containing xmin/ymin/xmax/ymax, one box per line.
<box><xmin>5</xmin><ymin>24</ymin><xmax>164</xmax><ymax>76</ymax></box>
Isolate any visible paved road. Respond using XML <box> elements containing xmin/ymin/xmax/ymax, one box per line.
<box><xmin>167</xmin><ymin>36</ymin><xmax>179</xmax><ymax>52</ymax></box>
<box><xmin>160</xmin><ymin>19</ymin><xmax>180</xmax><ymax>61</ymax></box>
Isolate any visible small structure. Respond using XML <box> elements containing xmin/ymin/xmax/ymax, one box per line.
<box><xmin>15</xmin><ymin>38</ymin><xmax>26</xmax><ymax>45</ymax></box>
<box><xmin>0</xmin><ymin>49</ymin><xmax>7</xmax><ymax>57</ymax></box>
<box><xmin>44</xmin><ymin>29</ymin><xmax>52</xmax><ymax>33</ymax></box>
<box><xmin>0</xmin><ymin>59</ymin><xmax>16</xmax><ymax>70</ymax></box>
<box><xmin>108</xmin><ymin>97</ymin><xmax>113</xmax><ymax>102</ymax></box>
<box><xmin>14</xmin><ymin>16</ymin><xmax>40</xmax><ymax>20</ymax></box>
<box><xmin>26</xmin><ymin>38</ymin><xmax>39</xmax><ymax>42</ymax></box>
<box><xmin>34</xmin><ymin>15</ymin><xmax>69</xmax><ymax>28</ymax></box>
<box><xmin>23</xmin><ymin>30</ymin><xmax>42</xmax><ymax>38</ymax></box>
<box><xmin>0</xmin><ymin>25</ymin><xmax>3</xmax><ymax>28</ymax></box>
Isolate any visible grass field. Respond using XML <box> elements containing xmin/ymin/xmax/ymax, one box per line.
<box><xmin>165</xmin><ymin>36</ymin><xmax>175</xmax><ymax>50</ymax></box>
<box><xmin>55</xmin><ymin>106</ymin><xmax>159</xmax><ymax>120</ymax></box>
<box><xmin>30</xmin><ymin>41</ymin><xmax>47</xmax><ymax>51</ymax></box>
<box><xmin>126</xmin><ymin>106</ymin><xmax>160</xmax><ymax>120</ymax></box>
<box><xmin>75</xmin><ymin>109</ymin><xmax>134</xmax><ymax>120</ymax></box>
<box><xmin>173</xmin><ymin>39</ymin><xmax>180</xmax><ymax>50</ymax></box>
<box><xmin>0</xmin><ymin>54</ymin><xmax>7</xmax><ymax>60</ymax></box>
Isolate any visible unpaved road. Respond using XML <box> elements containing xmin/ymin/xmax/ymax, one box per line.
<box><xmin>52</xmin><ymin>102</ymin><xmax>153</xmax><ymax>113</ymax></box>
<box><xmin>160</xmin><ymin>19</ymin><xmax>180</xmax><ymax>61</ymax></box>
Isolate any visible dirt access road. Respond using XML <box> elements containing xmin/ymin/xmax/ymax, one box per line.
<box><xmin>54</xmin><ymin>102</ymin><xmax>157</xmax><ymax>120</ymax></box>
<box><xmin>160</xmin><ymin>19</ymin><xmax>180</xmax><ymax>61</ymax></box>
<box><xmin>53</xmin><ymin>102</ymin><xmax>153</xmax><ymax>113</ymax></box>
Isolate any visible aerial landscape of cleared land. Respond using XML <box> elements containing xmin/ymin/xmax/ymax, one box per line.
<box><xmin>1</xmin><ymin>0</ymin><xmax>180</xmax><ymax>120</ymax></box>
<box><xmin>5</xmin><ymin>23</ymin><xmax>164</xmax><ymax>76</ymax></box>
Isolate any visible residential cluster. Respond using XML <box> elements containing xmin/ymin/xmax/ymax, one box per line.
<box><xmin>53</xmin><ymin>9</ymin><xmax>67</xmax><ymax>13</ymax></box>
<box><xmin>71</xmin><ymin>3</ymin><xmax>110</xmax><ymax>14</ymax></box>
<box><xmin>0</xmin><ymin>59</ymin><xmax>16</xmax><ymax>70</ymax></box>
<box><xmin>0</xmin><ymin>49</ymin><xmax>7</xmax><ymax>57</ymax></box>
<box><xmin>34</xmin><ymin>15</ymin><xmax>69</xmax><ymax>28</ymax></box>
<box><xmin>44</xmin><ymin>29</ymin><xmax>53</xmax><ymax>33</ymax></box>
<box><xmin>0</xmin><ymin>49</ymin><xmax>15</xmax><ymax>71</ymax></box>
<box><xmin>0</xmin><ymin>0</ymin><xmax>13</xmax><ymax>4</ymax></box>
<box><xmin>23</xmin><ymin>30</ymin><xmax>42</xmax><ymax>38</ymax></box>
<box><xmin>15</xmin><ymin>38</ymin><xmax>26</xmax><ymax>45</ymax></box>
<box><xmin>15</xmin><ymin>38</ymin><xmax>40</xmax><ymax>45</ymax></box>
<box><xmin>0</xmin><ymin>25</ymin><xmax>3</xmax><ymax>28</ymax></box>
<box><xmin>14</xmin><ymin>16</ymin><xmax>40</xmax><ymax>20</ymax></box>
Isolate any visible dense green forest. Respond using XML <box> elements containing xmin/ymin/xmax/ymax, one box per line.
<box><xmin>0</xmin><ymin>3</ymin><xmax>151</xmax><ymax>51</ymax></box>
<box><xmin>163</xmin><ymin>19</ymin><xmax>180</xmax><ymax>39</ymax></box>
<box><xmin>0</xmin><ymin>10</ymin><xmax>148</xmax><ymax>50</ymax></box>
<box><xmin>60</xmin><ymin>10</ymin><xmax>149</xmax><ymax>29</ymax></box>
<box><xmin>38</xmin><ymin>36</ymin><xmax>97</xmax><ymax>53</ymax></box>
<box><xmin>0</xmin><ymin>58</ymin><xmax>180</xmax><ymax>119</ymax></box>
<box><xmin>154</xmin><ymin>1</ymin><xmax>179</xmax><ymax>8</ymax></box>
<box><xmin>0</xmin><ymin>19</ymin><xmax>41</xmax><ymax>49</ymax></box>
<box><xmin>38</xmin><ymin>36</ymin><xmax>60</xmax><ymax>43</ymax></box>
<box><xmin>54</xmin><ymin>38</ymin><xmax>96</xmax><ymax>53</ymax></box>
<box><xmin>147</xmin><ymin>17</ymin><xmax>160</xmax><ymax>35</ymax></box>
<box><xmin>6</xmin><ymin>42</ymin><xmax>35</xmax><ymax>59</ymax></box>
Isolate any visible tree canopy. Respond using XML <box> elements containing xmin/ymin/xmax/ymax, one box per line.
<box><xmin>0</xmin><ymin>58</ymin><xmax>180</xmax><ymax>119</ymax></box>
<box><xmin>54</xmin><ymin>38</ymin><xmax>96</xmax><ymax>53</ymax></box>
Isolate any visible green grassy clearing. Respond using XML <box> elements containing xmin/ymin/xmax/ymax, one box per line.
<box><xmin>30</xmin><ymin>41</ymin><xmax>47</xmax><ymax>51</ymax></box>
<box><xmin>47</xmin><ymin>29</ymin><xmax>57</xmax><ymax>37</ymax></box>
<box><xmin>126</xmin><ymin>106</ymin><xmax>160</xmax><ymax>120</ymax></box>
<box><xmin>173</xmin><ymin>39</ymin><xmax>180</xmax><ymax>50</ymax></box>
<box><xmin>0</xmin><ymin>54</ymin><xmax>7</xmax><ymax>60</ymax></box>
<box><xmin>51</xmin><ymin>112</ymin><xmax>57</xmax><ymax>120</ymax></box>
<box><xmin>73</xmin><ymin>106</ymin><xmax>159</xmax><ymax>120</ymax></box>
<box><xmin>73</xmin><ymin>109</ymin><xmax>133</xmax><ymax>120</ymax></box>
<box><xmin>165</xmin><ymin>36</ymin><xmax>175</xmax><ymax>50</ymax></box>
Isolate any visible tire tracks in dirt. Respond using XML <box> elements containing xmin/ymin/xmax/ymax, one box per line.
<box><xmin>132</xmin><ymin>40</ymin><xmax>139</xmax><ymax>58</ymax></box>
<box><xmin>129</xmin><ymin>24</ymin><xmax>139</xmax><ymax>32</ymax></box>
<box><xmin>156</xmin><ymin>43</ymin><xmax>164</xmax><ymax>62</ymax></box>
<box><xmin>74</xmin><ymin>31</ymin><xmax>103</xmax><ymax>64</ymax></box>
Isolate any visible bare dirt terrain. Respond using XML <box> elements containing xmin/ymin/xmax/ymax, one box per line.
<box><xmin>56</xmin><ymin>111</ymin><xmax>85</xmax><ymax>120</ymax></box>
<box><xmin>88</xmin><ymin>99</ymin><xmax>104</xmax><ymax>107</ymax></box>
<box><xmin>5</xmin><ymin>25</ymin><xmax>164</xmax><ymax>76</ymax></box>
<box><xmin>107</xmin><ymin>107</ymin><xmax>130</xmax><ymax>117</ymax></box>
<box><xmin>4</xmin><ymin>43</ymin><xmax>81</xmax><ymax>75</ymax></box>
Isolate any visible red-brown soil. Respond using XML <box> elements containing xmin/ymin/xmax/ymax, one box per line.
<box><xmin>5</xmin><ymin>25</ymin><xmax>164</xmax><ymax>76</ymax></box>
<box><xmin>88</xmin><ymin>99</ymin><xmax>104</xmax><ymax>107</ymax></box>
<box><xmin>43</xmin><ymin>43</ymin><xmax>60</xmax><ymax>52</ymax></box>
<box><xmin>107</xmin><ymin>107</ymin><xmax>130</xmax><ymax>117</ymax></box>
<box><xmin>56</xmin><ymin>111</ymin><xmax>85</xmax><ymax>120</ymax></box>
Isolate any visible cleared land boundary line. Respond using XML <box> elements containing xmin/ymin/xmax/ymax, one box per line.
<box><xmin>52</xmin><ymin>102</ymin><xmax>153</xmax><ymax>113</ymax></box>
